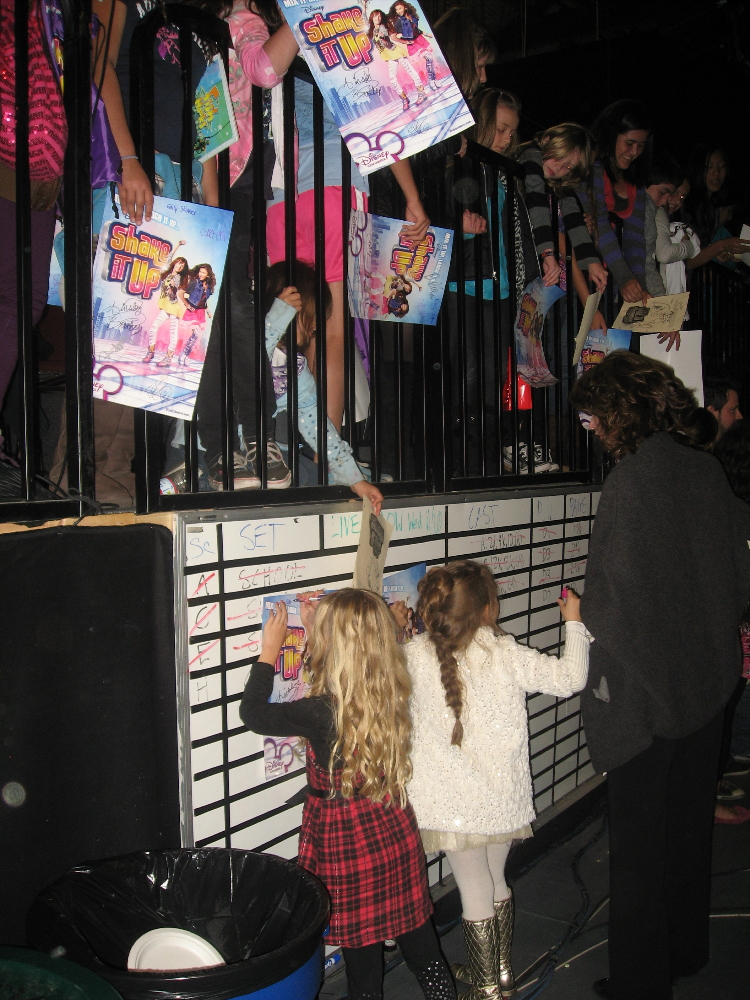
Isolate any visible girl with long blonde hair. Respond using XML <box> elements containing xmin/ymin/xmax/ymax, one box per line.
<box><xmin>240</xmin><ymin>588</ymin><xmax>456</xmax><ymax>1000</ymax></box>
<box><xmin>406</xmin><ymin>561</ymin><xmax>592</xmax><ymax>998</ymax></box>
<box><xmin>517</xmin><ymin>123</ymin><xmax>607</xmax><ymax>292</ymax></box>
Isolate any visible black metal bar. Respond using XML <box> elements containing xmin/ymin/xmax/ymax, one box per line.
<box><xmin>251</xmin><ymin>83</ymin><xmax>267</xmax><ymax>481</ymax></box>
<box><xmin>283</xmin><ymin>70</ymin><xmax>298</xmax><ymax>487</ymax></box>
<box><xmin>312</xmin><ymin>84</ymin><xmax>328</xmax><ymax>486</ymax></box>
<box><xmin>14</xmin><ymin>0</ymin><xmax>35</xmax><ymax>500</ymax></box>
<box><xmin>341</xmin><ymin>139</ymin><xmax>354</xmax><ymax>451</ymax></box>
<box><xmin>61</xmin><ymin>0</ymin><xmax>94</xmax><ymax>506</ymax></box>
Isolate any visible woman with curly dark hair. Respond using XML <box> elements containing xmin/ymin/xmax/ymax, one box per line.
<box><xmin>570</xmin><ymin>351</ymin><xmax>750</xmax><ymax>1000</ymax></box>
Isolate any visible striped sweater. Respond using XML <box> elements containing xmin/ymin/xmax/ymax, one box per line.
<box><xmin>518</xmin><ymin>143</ymin><xmax>600</xmax><ymax>269</ymax></box>
<box><xmin>578</xmin><ymin>162</ymin><xmax>647</xmax><ymax>291</ymax></box>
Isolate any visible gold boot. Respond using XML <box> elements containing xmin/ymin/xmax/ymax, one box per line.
<box><xmin>458</xmin><ymin>915</ymin><xmax>502</xmax><ymax>999</ymax></box>
<box><xmin>451</xmin><ymin>893</ymin><xmax>517</xmax><ymax>997</ymax></box>
<box><xmin>494</xmin><ymin>893</ymin><xmax>517</xmax><ymax>997</ymax></box>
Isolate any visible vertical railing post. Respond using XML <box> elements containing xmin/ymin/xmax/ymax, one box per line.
<box><xmin>61</xmin><ymin>0</ymin><xmax>94</xmax><ymax>504</ymax></box>
<box><xmin>14</xmin><ymin>0</ymin><xmax>36</xmax><ymax>499</ymax></box>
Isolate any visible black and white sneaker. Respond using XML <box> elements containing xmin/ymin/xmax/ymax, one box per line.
<box><xmin>503</xmin><ymin>443</ymin><xmax>528</xmax><ymax>473</ymax></box>
<box><xmin>249</xmin><ymin>441</ymin><xmax>292</xmax><ymax>489</ymax></box>
<box><xmin>208</xmin><ymin>452</ymin><xmax>261</xmax><ymax>491</ymax></box>
<box><xmin>531</xmin><ymin>443</ymin><xmax>560</xmax><ymax>472</ymax></box>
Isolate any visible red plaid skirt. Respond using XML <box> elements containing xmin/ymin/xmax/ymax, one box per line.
<box><xmin>297</xmin><ymin>746</ymin><xmax>433</xmax><ymax>948</ymax></box>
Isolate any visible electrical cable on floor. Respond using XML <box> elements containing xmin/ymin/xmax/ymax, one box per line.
<box><xmin>511</xmin><ymin>815</ymin><xmax>609</xmax><ymax>999</ymax></box>
<box><xmin>326</xmin><ymin>804</ymin><xmax>748</xmax><ymax>998</ymax></box>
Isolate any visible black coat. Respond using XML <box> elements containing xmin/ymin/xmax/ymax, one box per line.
<box><xmin>580</xmin><ymin>432</ymin><xmax>750</xmax><ymax>772</ymax></box>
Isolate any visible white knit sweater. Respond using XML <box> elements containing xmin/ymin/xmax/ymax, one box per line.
<box><xmin>406</xmin><ymin>623</ymin><xmax>592</xmax><ymax>836</ymax></box>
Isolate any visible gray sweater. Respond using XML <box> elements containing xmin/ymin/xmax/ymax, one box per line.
<box><xmin>581</xmin><ymin>432</ymin><xmax>750</xmax><ymax>772</ymax></box>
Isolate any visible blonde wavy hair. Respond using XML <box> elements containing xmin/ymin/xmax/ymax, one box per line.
<box><xmin>307</xmin><ymin>589</ymin><xmax>412</xmax><ymax>805</ymax></box>
<box><xmin>522</xmin><ymin>122</ymin><xmax>597</xmax><ymax>193</ymax></box>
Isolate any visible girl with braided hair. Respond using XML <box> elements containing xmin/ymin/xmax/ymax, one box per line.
<box><xmin>405</xmin><ymin>561</ymin><xmax>592</xmax><ymax>998</ymax></box>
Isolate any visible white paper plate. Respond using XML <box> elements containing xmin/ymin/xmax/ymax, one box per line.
<box><xmin>127</xmin><ymin>927</ymin><xmax>226</xmax><ymax>971</ymax></box>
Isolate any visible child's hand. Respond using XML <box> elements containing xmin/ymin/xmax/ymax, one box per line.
<box><xmin>587</xmin><ymin>261</ymin><xmax>608</xmax><ymax>294</ymax></box>
<box><xmin>591</xmin><ymin>310</ymin><xmax>608</xmax><ymax>334</ymax></box>
<box><xmin>557</xmin><ymin>587</ymin><xmax>582</xmax><ymax>622</ymax></box>
<box><xmin>280</xmin><ymin>286</ymin><xmax>303</xmax><ymax>312</ymax></box>
<box><xmin>117</xmin><ymin>159</ymin><xmax>154</xmax><ymax>224</ymax></box>
<box><xmin>541</xmin><ymin>254</ymin><xmax>561</xmax><ymax>286</ymax></box>
<box><xmin>259</xmin><ymin>602</ymin><xmax>288</xmax><ymax>665</ymax></box>
<box><xmin>350</xmin><ymin>479</ymin><xmax>384</xmax><ymax>516</ymax></box>
<box><xmin>390</xmin><ymin>600</ymin><xmax>409</xmax><ymax>629</ymax></box>
<box><xmin>656</xmin><ymin>330</ymin><xmax>681</xmax><ymax>352</ymax></box>
<box><xmin>463</xmin><ymin>210</ymin><xmax>487</xmax><ymax>235</ymax></box>
<box><xmin>299</xmin><ymin>599</ymin><xmax>318</xmax><ymax>635</ymax></box>
<box><xmin>401</xmin><ymin>199</ymin><xmax>430</xmax><ymax>243</ymax></box>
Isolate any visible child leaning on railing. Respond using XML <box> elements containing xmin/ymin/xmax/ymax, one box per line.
<box><xmin>264</xmin><ymin>261</ymin><xmax>383</xmax><ymax>512</ymax></box>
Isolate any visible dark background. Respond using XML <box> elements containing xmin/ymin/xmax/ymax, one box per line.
<box><xmin>422</xmin><ymin>0</ymin><xmax>749</xmax><ymax>211</ymax></box>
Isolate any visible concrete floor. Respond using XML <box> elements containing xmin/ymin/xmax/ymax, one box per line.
<box><xmin>320</xmin><ymin>772</ymin><xmax>750</xmax><ymax>999</ymax></box>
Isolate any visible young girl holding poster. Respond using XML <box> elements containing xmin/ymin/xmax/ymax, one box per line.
<box><xmin>240</xmin><ymin>590</ymin><xmax>457</xmax><ymax>1000</ymax></box>
<box><xmin>406</xmin><ymin>561</ymin><xmax>591</xmax><ymax>997</ymax></box>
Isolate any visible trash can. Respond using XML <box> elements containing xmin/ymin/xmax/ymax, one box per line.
<box><xmin>26</xmin><ymin>849</ymin><xmax>330</xmax><ymax>1000</ymax></box>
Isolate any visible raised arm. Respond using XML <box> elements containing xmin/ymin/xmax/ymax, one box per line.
<box><xmin>507</xmin><ymin>591</ymin><xmax>592</xmax><ymax>697</ymax></box>
<box><xmin>228</xmin><ymin>6</ymin><xmax>298</xmax><ymax>84</ymax></box>
<box><xmin>389</xmin><ymin>159</ymin><xmax>430</xmax><ymax>242</ymax></box>
<box><xmin>94</xmin><ymin>0</ymin><xmax>153</xmax><ymax>223</ymax></box>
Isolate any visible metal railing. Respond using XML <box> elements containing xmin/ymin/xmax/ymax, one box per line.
<box><xmin>17</xmin><ymin>2</ymin><xmax>746</xmax><ymax>520</ymax></box>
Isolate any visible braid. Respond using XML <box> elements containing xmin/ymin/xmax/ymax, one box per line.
<box><xmin>417</xmin><ymin>562</ymin><xmax>498</xmax><ymax>748</ymax></box>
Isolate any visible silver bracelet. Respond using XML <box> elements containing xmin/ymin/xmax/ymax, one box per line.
<box><xmin>121</xmin><ymin>155</ymin><xmax>138</xmax><ymax>161</ymax></box>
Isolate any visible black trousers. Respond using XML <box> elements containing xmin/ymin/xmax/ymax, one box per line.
<box><xmin>195</xmin><ymin>170</ymin><xmax>274</xmax><ymax>467</ymax></box>
<box><xmin>605</xmin><ymin>708</ymin><xmax>725</xmax><ymax>1000</ymax></box>
<box><xmin>342</xmin><ymin>917</ymin><xmax>451</xmax><ymax>998</ymax></box>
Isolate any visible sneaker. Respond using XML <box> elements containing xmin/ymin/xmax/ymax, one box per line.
<box><xmin>716</xmin><ymin>779</ymin><xmax>746</xmax><ymax>802</ymax></box>
<box><xmin>724</xmin><ymin>756</ymin><xmax>750</xmax><ymax>777</ymax></box>
<box><xmin>531</xmin><ymin>443</ymin><xmax>560</xmax><ymax>473</ymax></box>
<box><xmin>249</xmin><ymin>440</ymin><xmax>291</xmax><ymax>489</ymax></box>
<box><xmin>209</xmin><ymin>452</ymin><xmax>261</xmax><ymax>491</ymax></box>
<box><xmin>503</xmin><ymin>443</ymin><xmax>529</xmax><ymax>474</ymax></box>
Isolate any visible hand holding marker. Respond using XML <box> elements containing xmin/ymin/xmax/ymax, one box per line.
<box><xmin>557</xmin><ymin>585</ymin><xmax>582</xmax><ymax>622</ymax></box>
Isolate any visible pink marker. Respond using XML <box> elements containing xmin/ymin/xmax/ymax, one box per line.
<box><xmin>561</xmin><ymin>586</ymin><xmax>568</xmax><ymax>599</ymax></box>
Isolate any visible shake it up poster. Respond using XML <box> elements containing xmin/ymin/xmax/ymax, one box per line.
<box><xmin>91</xmin><ymin>195</ymin><xmax>233</xmax><ymax>420</ymax></box>
<box><xmin>382</xmin><ymin>563</ymin><xmax>426</xmax><ymax>641</ymax></box>
<box><xmin>260</xmin><ymin>593</ymin><xmax>317</xmax><ymax>780</ymax></box>
<box><xmin>348</xmin><ymin>210</ymin><xmax>453</xmax><ymax>325</ymax></box>
<box><xmin>279</xmin><ymin>0</ymin><xmax>473</xmax><ymax>174</ymax></box>
<box><xmin>513</xmin><ymin>277</ymin><xmax>565</xmax><ymax>387</ymax></box>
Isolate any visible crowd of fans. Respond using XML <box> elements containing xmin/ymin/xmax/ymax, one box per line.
<box><xmin>0</xmin><ymin>0</ymin><xmax>748</xmax><ymax>501</ymax></box>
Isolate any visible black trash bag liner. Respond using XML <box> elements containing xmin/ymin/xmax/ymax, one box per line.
<box><xmin>26</xmin><ymin>849</ymin><xmax>330</xmax><ymax>1000</ymax></box>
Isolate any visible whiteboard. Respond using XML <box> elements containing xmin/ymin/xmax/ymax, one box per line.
<box><xmin>174</xmin><ymin>488</ymin><xmax>599</xmax><ymax>872</ymax></box>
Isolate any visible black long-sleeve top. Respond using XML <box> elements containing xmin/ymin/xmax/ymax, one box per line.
<box><xmin>239</xmin><ymin>662</ymin><xmax>335</xmax><ymax>763</ymax></box>
<box><xmin>580</xmin><ymin>432</ymin><xmax>750</xmax><ymax>772</ymax></box>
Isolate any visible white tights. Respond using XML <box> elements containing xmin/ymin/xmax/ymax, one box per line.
<box><xmin>445</xmin><ymin>843</ymin><xmax>511</xmax><ymax>922</ymax></box>
<box><xmin>149</xmin><ymin>311</ymin><xmax>178</xmax><ymax>352</ymax></box>
<box><xmin>387</xmin><ymin>56</ymin><xmax>421</xmax><ymax>93</ymax></box>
